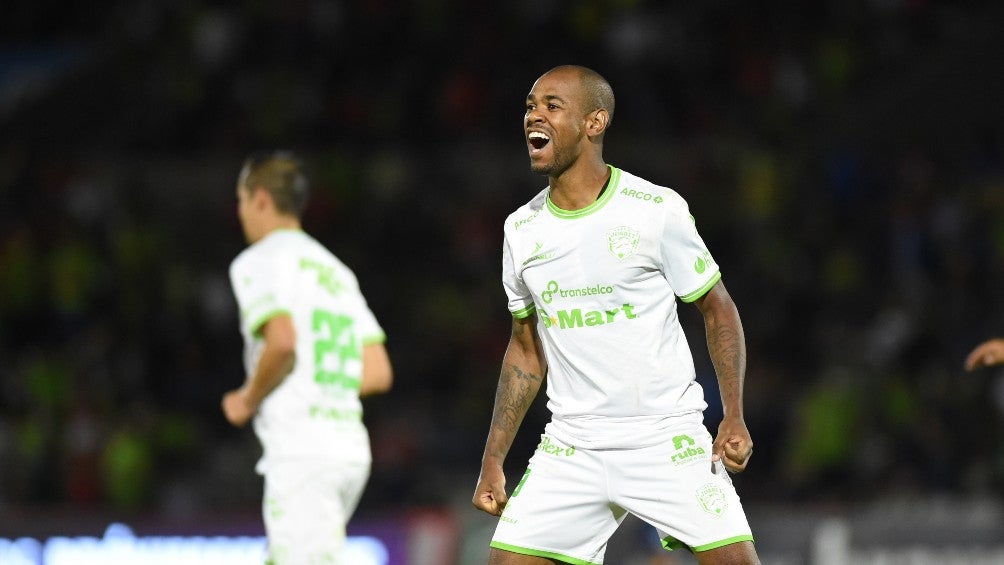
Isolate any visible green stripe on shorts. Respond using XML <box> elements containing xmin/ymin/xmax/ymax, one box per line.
<box><xmin>692</xmin><ymin>534</ymin><xmax>755</xmax><ymax>552</ymax></box>
<box><xmin>661</xmin><ymin>534</ymin><xmax>688</xmax><ymax>551</ymax></box>
<box><xmin>662</xmin><ymin>534</ymin><xmax>754</xmax><ymax>553</ymax></box>
<box><xmin>490</xmin><ymin>541</ymin><xmax>601</xmax><ymax>565</ymax></box>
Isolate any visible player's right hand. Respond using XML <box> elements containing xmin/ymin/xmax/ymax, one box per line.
<box><xmin>222</xmin><ymin>388</ymin><xmax>256</xmax><ymax>427</ymax></box>
<box><xmin>712</xmin><ymin>415</ymin><xmax>753</xmax><ymax>474</ymax></box>
<box><xmin>472</xmin><ymin>466</ymin><xmax>508</xmax><ymax>516</ymax></box>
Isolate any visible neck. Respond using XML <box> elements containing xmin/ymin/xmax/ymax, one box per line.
<box><xmin>252</xmin><ymin>216</ymin><xmax>301</xmax><ymax>243</ymax></box>
<box><xmin>548</xmin><ymin>157</ymin><xmax>610</xmax><ymax>211</ymax></box>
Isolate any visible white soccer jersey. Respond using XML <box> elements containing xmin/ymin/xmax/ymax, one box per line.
<box><xmin>229</xmin><ymin>229</ymin><xmax>385</xmax><ymax>469</ymax></box>
<box><xmin>503</xmin><ymin>166</ymin><xmax>721</xmax><ymax>449</ymax></box>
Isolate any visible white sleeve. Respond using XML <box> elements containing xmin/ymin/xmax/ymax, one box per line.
<box><xmin>659</xmin><ymin>195</ymin><xmax>721</xmax><ymax>303</ymax></box>
<box><xmin>229</xmin><ymin>249</ymin><xmax>293</xmax><ymax>336</ymax></box>
<box><xmin>502</xmin><ymin>227</ymin><xmax>535</xmax><ymax>319</ymax></box>
<box><xmin>351</xmin><ymin>291</ymin><xmax>386</xmax><ymax>344</ymax></box>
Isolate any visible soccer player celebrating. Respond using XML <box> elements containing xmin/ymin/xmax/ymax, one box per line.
<box><xmin>473</xmin><ymin>66</ymin><xmax>760</xmax><ymax>565</ymax></box>
<box><xmin>222</xmin><ymin>151</ymin><xmax>393</xmax><ymax>564</ymax></box>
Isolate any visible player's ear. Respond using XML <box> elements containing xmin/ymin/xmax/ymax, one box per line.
<box><xmin>251</xmin><ymin>186</ymin><xmax>272</xmax><ymax>210</ymax></box>
<box><xmin>586</xmin><ymin>108</ymin><xmax>609</xmax><ymax>139</ymax></box>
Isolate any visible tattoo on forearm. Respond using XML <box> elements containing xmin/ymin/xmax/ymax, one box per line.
<box><xmin>706</xmin><ymin>310</ymin><xmax>746</xmax><ymax>408</ymax></box>
<box><xmin>487</xmin><ymin>362</ymin><xmax>542</xmax><ymax>459</ymax></box>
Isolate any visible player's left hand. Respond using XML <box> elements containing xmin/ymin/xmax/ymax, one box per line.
<box><xmin>965</xmin><ymin>338</ymin><xmax>1004</xmax><ymax>371</ymax></box>
<box><xmin>222</xmin><ymin>388</ymin><xmax>256</xmax><ymax>427</ymax></box>
<box><xmin>712</xmin><ymin>416</ymin><xmax>753</xmax><ymax>473</ymax></box>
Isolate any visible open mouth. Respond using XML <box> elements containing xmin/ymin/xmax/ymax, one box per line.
<box><xmin>528</xmin><ymin>131</ymin><xmax>550</xmax><ymax>151</ymax></box>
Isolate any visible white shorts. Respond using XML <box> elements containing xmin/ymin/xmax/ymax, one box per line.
<box><xmin>262</xmin><ymin>458</ymin><xmax>370</xmax><ymax>565</ymax></box>
<box><xmin>491</xmin><ymin>422</ymin><xmax>753</xmax><ymax>564</ymax></box>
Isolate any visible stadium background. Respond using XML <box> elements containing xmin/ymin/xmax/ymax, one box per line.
<box><xmin>2</xmin><ymin>1</ymin><xmax>1004</xmax><ymax>563</ymax></box>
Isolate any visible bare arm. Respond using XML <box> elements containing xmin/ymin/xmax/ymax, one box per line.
<box><xmin>965</xmin><ymin>338</ymin><xmax>1004</xmax><ymax>371</ymax></box>
<box><xmin>359</xmin><ymin>342</ymin><xmax>393</xmax><ymax>397</ymax></box>
<box><xmin>473</xmin><ymin>314</ymin><xmax>546</xmax><ymax>516</ymax></box>
<box><xmin>693</xmin><ymin>281</ymin><xmax>752</xmax><ymax>473</ymax></box>
<box><xmin>222</xmin><ymin>314</ymin><xmax>297</xmax><ymax>427</ymax></box>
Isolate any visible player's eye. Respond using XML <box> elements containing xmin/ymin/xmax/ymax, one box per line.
<box><xmin>547</xmin><ymin>103</ymin><xmax>559</xmax><ymax>110</ymax></box>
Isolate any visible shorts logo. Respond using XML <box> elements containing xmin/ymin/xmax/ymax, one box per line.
<box><xmin>696</xmin><ymin>483</ymin><xmax>728</xmax><ymax>517</ymax></box>
<box><xmin>607</xmin><ymin>226</ymin><xmax>640</xmax><ymax>261</ymax></box>
<box><xmin>670</xmin><ymin>435</ymin><xmax>707</xmax><ymax>466</ymax></box>
<box><xmin>536</xmin><ymin>436</ymin><xmax>576</xmax><ymax>457</ymax></box>
<box><xmin>266</xmin><ymin>496</ymin><xmax>284</xmax><ymax>520</ymax></box>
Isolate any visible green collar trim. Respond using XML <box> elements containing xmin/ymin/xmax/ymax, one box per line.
<box><xmin>546</xmin><ymin>165</ymin><xmax>620</xmax><ymax>220</ymax></box>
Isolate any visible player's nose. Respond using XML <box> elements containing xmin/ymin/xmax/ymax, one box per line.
<box><xmin>525</xmin><ymin>108</ymin><xmax>545</xmax><ymax>127</ymax></box>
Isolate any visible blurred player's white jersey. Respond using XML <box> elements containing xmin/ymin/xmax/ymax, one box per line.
<box><xmin>502</xmin><ymin>166</ymin><xmax>721</xmax><ymax>449</ymax></box>
<box><xmin>229</xmin><ymin>229</ymin><xmax>385</xmax><ymax>471</ymax></box>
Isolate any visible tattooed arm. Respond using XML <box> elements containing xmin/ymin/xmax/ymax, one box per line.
<box><xmin>694</xmin><ymin>281</ymin><xmax>753</xmax><ymax>473</ymax></box>
<box><xmin>473</xmin><ymin>314</ymin><xmax>546</xmax><ymax>516</ymax></box>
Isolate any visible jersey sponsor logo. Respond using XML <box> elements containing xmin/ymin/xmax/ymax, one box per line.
<box><xmin>670</xmin><ymin>434</ymin><xmax>708</xmax><ymax>466</ymax></box>
<box><xmin>522</xmin><ymin>242</ymin><xmax>555</xmax><ymax>266</ymax></box>
<box><xmin>694</xmin><ymin>250</ymin><xmax>715</xmax><ymax>274</ymax></box>
<box><xmin>606</xmin><ymin>226</ymin><xmax>640</xmax><ymax>261</ymax></box>
<box><xmin>540</xmin><ymin>279</ymin><xmax>614</xmax><ymax>304</ymax></box>
<box><xmin>536</xmin><ymin>436</ymin><xmax>576</xmax><ymax>457</ymax></box>
<box><xmin>538</xmin><ymin>303</ymin><xmax>638</xmax><ymax>329</ymax></box>
<box><xmin>620</xmin><ymin>187</ymin><xmax>664</xmax><ymax>203</ymax></box>
<box><xmin>299</xmin><ymin>257</ymin><xmax>345</xmax><ymax>297</ymax></box>
<box><xmin>513</xmin><ymin>209</ymin><xmax>541</xmax><ymax>230</ymax></box>
<box><xmin>696</xmin><ymin>483</ymin><xmax>729</xmax><ymax>517</ymax></box>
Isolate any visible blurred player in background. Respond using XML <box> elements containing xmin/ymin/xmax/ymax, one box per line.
<box><xmin>222</xmin><ymin>151</ymin><xmax>393</xmax><ymax>564</ymax></box>
<box><xmin>473</xmin><ymin>65</ymin><xmax>760</xmax><ymax>564</ymax></box>
<box><xmin>965</xmin><ymin>338</ymin><xmax>1004</xmax><ymax>371</ymax></box>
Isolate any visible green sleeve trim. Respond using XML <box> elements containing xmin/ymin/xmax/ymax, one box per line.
<box><xmin>511</xmin><ymin>303</ymin><xmax>536</xmax><ymax>319</ymax></box>
<box><xmin>489</xmin><ymin>541</ymin><xmax>601</xmax><ymax>565</ymax></box>
<box><xmin>679</xmin><ymin>271</ymin><xmax>721</xmax><ymax>303</ymax></box>
<box><xmin>691</xmin><ymin>535</ymin><xmax>755</xmax><ymax>553</ymax></box>
<box><xmin>248</xmin><ymin>308</ymin><xmax>291</xmax><ymax>337</ymax></box>
<box><xmin>362</xmin><ymin>332</ymin><xmax>386</xmax><ymax>345</ymax></box>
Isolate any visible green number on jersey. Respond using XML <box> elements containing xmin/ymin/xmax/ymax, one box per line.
<box><xmin>312</xmin><ymin>309</ymin><xmax>361</xmax><ymax>390</ymax></box>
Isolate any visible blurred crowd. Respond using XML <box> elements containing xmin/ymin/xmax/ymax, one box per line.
<box><xmin>2</xmin><ymin>0</ymin><xmax>1004</xmax><ymax>528</ymax></box>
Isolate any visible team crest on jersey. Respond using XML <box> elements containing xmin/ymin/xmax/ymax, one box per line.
<box><xmin>606</xmin><ymin>226</ymin><xmax>640</xmax><ymax>261</ymax></box>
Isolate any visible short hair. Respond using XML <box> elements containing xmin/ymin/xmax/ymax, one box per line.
<box><xmin>239</xmin><ymin>151</ymin><xmax>310</xmax><ymax>217</ymax></box>
<box><xmin>546</xmin><ymin>65</ymin><xmax>615</xmax><ymax>125</ymax></box>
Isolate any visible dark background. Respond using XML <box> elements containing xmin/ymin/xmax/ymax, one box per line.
<box><xmin>2</xmin><ymin>0</ymin><xmax>1004</xmax><ymax>557</ymax></box>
